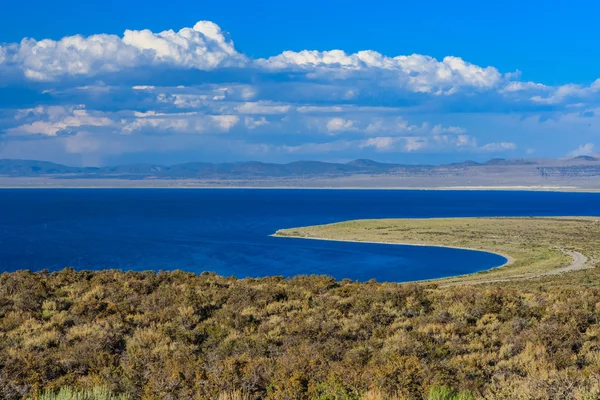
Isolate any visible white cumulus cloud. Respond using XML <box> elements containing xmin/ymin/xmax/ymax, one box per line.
<box><xmin>567</xmin><ymin>143</ymin><xmax>595</xmax><ymax>157</ymax></box>
<box><xmin>7</xmin><ymin>106</ymin><xmax>113</xmax><ymax>136</ymax></box>
<box><xmin>121</xmin><ymin>112</ymin><xmax>239</xmax><ymax>134</ymax></box>
<box><xmin>244</xmin><ymin>117</ymin><xmax>268</xmax><ymax>129</ymax></box>
<box><xmin>479</xmin><ymin>142</ymin><xmax>517</xmax><ymax>152</ymax></box>
<box><xmin>360</xmin><ymin>136</ymin><xmax>401</xmax><ymax>150</ymax></box>
<box><xmin>1</xmin><ymin>21</ymin><xmax>245</xmax><ymax>81</ymax></box>
<box><xmin>258</xmin><ymin>51</ymin><xmax>503</xmax><ymax>93</ymax></box>
<box><xmin>235</xmin><ymin>102</ymin><xmax>291</xmax><ymax>114</ymax></box>
<box><xmin>325</xmin><ymin>117</ymin><xmax>357</xmax><ymax>133</ymax></box>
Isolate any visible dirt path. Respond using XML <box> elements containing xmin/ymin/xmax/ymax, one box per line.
<box><xmin>444</xmin><ymin>249</ymin><xmax>590</xmax><ymax>286</ymax></box>
<box><xmin>540</xmin><ymin>250</ymin><xmax>588</xmax><ymax>276</ymax></box>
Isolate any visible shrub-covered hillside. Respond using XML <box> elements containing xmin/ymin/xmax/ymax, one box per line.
<box><xmin>1</xmin><ymin>268</ymin><xmax>600</xmax><ymax>399</ymax></box>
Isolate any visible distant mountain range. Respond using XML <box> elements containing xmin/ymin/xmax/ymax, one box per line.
<box><xmin>0</xmin><ymin>156</ymin><xmax>599</xmax><ymax>180</ymax></box>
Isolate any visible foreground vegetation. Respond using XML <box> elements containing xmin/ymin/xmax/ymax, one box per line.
<box><xmin>275</xmin><ymin>217</ymin><xmax>600</xmax><ymax>284</ymax></box>
<box><xmin>2</xmin><ymin>265</ymin><xmax>600</xmax><ymax>399</ymax></box>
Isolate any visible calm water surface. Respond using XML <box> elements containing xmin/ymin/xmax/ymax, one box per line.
<box><xmin>0</xmin><ymin>189</ymin><xmax>598</xmax><ymax>282</ymax></box>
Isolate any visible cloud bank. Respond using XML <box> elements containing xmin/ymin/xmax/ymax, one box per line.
<box><xmin>0</xmin><ymin>20</ymin><xmax>599</xmax><ymax>165</ymax></box>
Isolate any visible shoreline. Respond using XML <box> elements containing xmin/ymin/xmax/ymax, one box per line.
<box><xmin>273</xmin><ymin>217</ymin><xmax>598</xmax><ymax>284</ymax></box>
<box><xmin>271</xmin><ymin>233</ymin><xmax>514</xmax><ymax>276</ymax></box>
<box><xmin>0</xmin><ymin>185</ymin><xmax>599</xmax><ymax>193</ymax></box>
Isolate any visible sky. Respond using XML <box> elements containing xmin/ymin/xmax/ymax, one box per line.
<box><xmin>0</xmin><ymin>0</ymin><xmax>599</xmax><ymax>166</ymax></box>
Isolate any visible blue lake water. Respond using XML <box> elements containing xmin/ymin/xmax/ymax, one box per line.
<box><xmin>0</xmin><ymin>189</ymin><xmax>599</xmax><ymax>282</ymax></box>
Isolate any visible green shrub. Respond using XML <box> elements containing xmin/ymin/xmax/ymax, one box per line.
<box><xmin>428</xmin><ymin>386</ymin><xmax>474</xmax><ymax>400</ymax></box>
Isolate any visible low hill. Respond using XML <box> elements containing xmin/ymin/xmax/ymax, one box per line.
<box><xmin>2</xmin><ymin>157</ymin><xmax>600</xmax><ymax>189</ymax></box>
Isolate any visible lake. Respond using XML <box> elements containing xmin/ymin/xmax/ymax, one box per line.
<box><xmin>0</xmin><ymin>189</ymin><xmax>599</xmax><ymax>282</ymax></box>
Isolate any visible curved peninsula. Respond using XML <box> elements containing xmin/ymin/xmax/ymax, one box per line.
<box><xmin>274</xmin><ymin>217</ymin><xmax>599</xmax><ymax>284</ymax></box>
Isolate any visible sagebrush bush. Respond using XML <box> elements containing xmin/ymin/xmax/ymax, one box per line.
<box><xmin>1</xmin><ymin>268</ymin><xmax>600</xmax><ymax>399</ymax></box>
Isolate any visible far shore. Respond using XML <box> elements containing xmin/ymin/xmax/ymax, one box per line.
<box><xmin>1</xmin><ymin>175</ymin><xmax>600</xmax><ymax>192</ymax></box>
<box><xmin>1</xmin><ymin>181</ymin><xmax>600</xmax><ymax>193</ymax></box>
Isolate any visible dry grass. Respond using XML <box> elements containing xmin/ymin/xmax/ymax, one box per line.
<box><xmin>216</xmin><ymin>391</ymin><xmax>253</xmax><ymax>400</ymax></box>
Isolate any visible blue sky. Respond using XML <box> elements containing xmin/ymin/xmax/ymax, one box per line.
<box><xmin>0</xmin><ymin>0</ymin><xmax>599</xmax><ymax>165</ymax></box>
